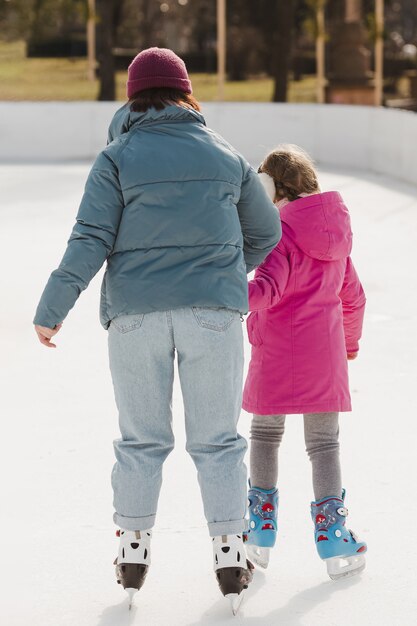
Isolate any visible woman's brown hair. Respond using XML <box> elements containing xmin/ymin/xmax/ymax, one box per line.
<box><xmin>129</xmin><ymin>87</ymin><xmax>201</xmax><ymax>113</ymax></box>
<box><xmin>258</xmin><ymin>144</ymin><xmax>320</xmax><ymax>202</ymax></box>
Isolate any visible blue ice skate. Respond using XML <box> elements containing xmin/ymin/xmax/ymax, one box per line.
<box><xmin>311</xmin><ymin>489</ymin><xmax>367</xmax><ymax>580</ymax></box>
<box><xmin>244</xmin><ymin>482</ymin><xmax>278</xmax><ymax>569</ymax></box>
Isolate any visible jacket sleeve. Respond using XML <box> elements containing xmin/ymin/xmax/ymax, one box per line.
<box><xmin>237</xmin><ymin>162</ymin><xmax>282</xmax><ymax>273</ymax></box>
<box><xmin>339</xmin><ymin>257</ymin><xmax>366</xmax><ymax>353</ymax></box>
<box><xmin>33</xmin><ymin>151</ymin><xmax>124</xmax><ymax>328</ymax></box>
<box><xmin>248</xmin><ymin>244</ymin><xmax>290</xmax><ymax>311</ymax></box>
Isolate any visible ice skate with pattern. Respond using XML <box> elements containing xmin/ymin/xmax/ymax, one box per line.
<box><xmin>244</xmin><ymin>482</ymin><xmax>278</xmax><ymax>568</ymax></box>
<box><xmin>311</xmin><ymin>490</ymin><xmax>367</xmax><ymax>580</ymax></box>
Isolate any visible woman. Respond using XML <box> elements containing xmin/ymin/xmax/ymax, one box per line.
<box><xmin>33</xmin><ymin>48</ymin><xmax>281</xmax><ymax>611</ymax></box>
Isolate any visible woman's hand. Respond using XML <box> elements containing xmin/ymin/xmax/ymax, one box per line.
<box><xmin>34</xmin><ymin>324</ymin><xmax>63</xmax><ymax>348</ymax></box>
<box><xmin>347</xmin><ymin>352</ymin><xmax>358</xmax><ymax>360</ymax></box>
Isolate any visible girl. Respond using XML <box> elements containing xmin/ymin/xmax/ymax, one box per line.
<box><xmin>243</xmin><ymin>145</ymin><xmax>367</xmax><ymax>580</ymax></box>
<box><xmin>33</xmin><ymin>48</ymin><xmax>281</xmax><ymax>612</ymax></box>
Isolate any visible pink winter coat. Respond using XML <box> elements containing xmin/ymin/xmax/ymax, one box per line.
<box><xmin>242</xmin><ymin>191</ymin><xmax>365</xmax><ymax>415</ymax></box>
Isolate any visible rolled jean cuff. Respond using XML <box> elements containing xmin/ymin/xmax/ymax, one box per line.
<box><xmin>208</xmin><ymin>518</ymin><xmax>247</xmax><ymax>537</ymax></box>
<box><xmin>113</xmin><ymin>512</ymin><xmax>156</xmax><ymax>531</ymax></box>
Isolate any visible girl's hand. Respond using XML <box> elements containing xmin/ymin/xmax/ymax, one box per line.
<box><xmin>347</xmin><ymin>352</ymin><xmax>358</xmax><ymax>360</ymax></box>
<box><xmin>34</xmin><ymin>323</ymin><xmax>63</xmax><ymax>348</ymax></box>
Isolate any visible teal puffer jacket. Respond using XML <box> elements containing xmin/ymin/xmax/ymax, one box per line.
<box><xmin>34</xmin><ymin>105</ymin><xmax>281</xmax><ymax>329</ymax></box>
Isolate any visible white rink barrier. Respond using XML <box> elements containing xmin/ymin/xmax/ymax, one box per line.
<box><xmin>0</xmin><ymin>102</ymin><xmax>416</xmax><ymax>186</ymax></box>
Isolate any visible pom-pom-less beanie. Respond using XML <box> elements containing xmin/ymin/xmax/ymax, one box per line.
<box><xmin>127</xmin><ymin>47</ymin><xmax>192</xmax><ymax>99</ymax></box>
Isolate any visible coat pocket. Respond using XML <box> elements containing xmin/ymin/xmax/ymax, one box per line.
<box><xmin>246</xmin><ymin>312</ymin><xmax>263</xmax><ymax>346</ymax></box>
<box><xmin>192</xmin><ymin>307</ymin><xmax>237</xmax><ymax>332</ymax></box>
<box><xmin>111</xmin><ymin>313</ymin><xmax>145</xmax><ymax>334</ymax></box>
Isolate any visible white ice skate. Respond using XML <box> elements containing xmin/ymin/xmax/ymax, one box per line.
<box><xmin>212</xmin><ymin>534</ymin><xmax>254</xmax><ymax>615</ymax></box>
<box><xmin>114</xmin><ymin>529</ymin><xmax>152</xmax><ymax>609</ymax></box>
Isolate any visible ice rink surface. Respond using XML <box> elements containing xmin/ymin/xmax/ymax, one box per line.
<box><xmin>1</xmin><ymin>162</ymin><xmax>417</xmax><ymax>625</ymax></box>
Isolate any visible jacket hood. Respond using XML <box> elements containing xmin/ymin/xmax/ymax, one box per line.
<box><xmin>108</xmin><ymin>103</ymin><xmax>206</xmax><ymax>143</ymax></box>
<box><xmin>279</xmin><ymin>191</ymin><xmax>352</xmax><ymax>261</ymax></box>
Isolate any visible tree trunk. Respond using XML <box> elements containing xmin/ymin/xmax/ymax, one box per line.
<box><xmin>271</xmin><ymin>0</ymin><xmax>295</xmax><ymax>102</ymax></box>
<box><xmin>96</xmin><ymin>0</ymin><xmax>121</xmax><ymax>101</ymax></box>
<box><xmin>141</xmin><ymin>0</ymin><xmax>155</xmax><ymax>49</ymax></box>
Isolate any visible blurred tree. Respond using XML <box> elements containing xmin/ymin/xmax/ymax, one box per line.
<box><xmin>1</xmin><ymin>0</ymin><xmax>417</xmax><ymax>103</ymax></box>
<box><xmin>96</xmin><ymin>0</ymin><xmax>125</xmax><ymax>100</ymax></box>
<box><xmin>271</xmin><ymin>0</ymin><xmax>296</xmax><ymax>101</ymax></box>
<box><xmin>114</xmin><ymin>0</ymin><xmax>163</xmax><ymax>50</ymax></box>
<box><xmin>193</xmin><ymin>0</ymin><xmax>216</xmax><ymax>51</ymax></box>
<box><xmin>140</xmin><ymin>0</ymin><xmax>160</xmax><ymax>49</ymax></box>
<box><xmin>226</xmin><ymin>0</ymin><xmax>249</xmax><ymax>80</ymax></box>
<box><xmin>0</xmin><ymin>0</ymin><xmax>33</xmax><ymax>39</ymax></box>
<box><xmin>225</xmin><ymin>0</ymin><xmax>309</xmax><ymax>99</ymax></box>
<box><xmin>29</xmin><ymin>0</ymin><xmax>86</xmax><ymax>43</ymax></box>
<box><xmin>0</xmin><ymin>0</ymin><xmax>33</xmax><ymax>40</ymax></box>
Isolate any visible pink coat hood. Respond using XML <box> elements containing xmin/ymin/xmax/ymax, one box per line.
<box><xmin>279</xmin><ymin>191</ymin><xmax>352</xmax><ymax>262</ymax></box>
<box><xmin>243</xmin><ymin>191</ymin><xmax>365</xmax><ymax>416</ymax></box>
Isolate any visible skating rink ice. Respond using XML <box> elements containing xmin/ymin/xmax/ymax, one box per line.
<box><xmin>1</xmin><ymin>162</ymin><xmax>417</xmax><ymax>625</ymax></box>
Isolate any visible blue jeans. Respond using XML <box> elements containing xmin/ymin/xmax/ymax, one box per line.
<box><xmin>108</xmin><ymin>308</ymin><xmax>247</xmax><ymax>536</ymax></box>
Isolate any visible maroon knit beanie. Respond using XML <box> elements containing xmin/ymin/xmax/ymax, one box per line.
<box><xmin>127</xmin><ymin>47</ymin><xmax>192</xmax><ymax>99</ymax></box>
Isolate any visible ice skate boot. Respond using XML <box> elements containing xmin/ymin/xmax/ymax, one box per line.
<box><xmin>212</xmin><ymin>534</ymin><xmax>254</xmax><ymax>615</ymax></box>
<box><xmin>311</xmin><ymin>490</ymin><xmax>367</xmax><ymax>581</ymax></box>
<box><xmin>244</xmin><ymin>482</ymin><xmax>278</xmax><ymax>569</ymax></box>
<box><xmin>114</xmin><ymin>529</ymin><xmax>152</xmax><ymax>609</ymax></box>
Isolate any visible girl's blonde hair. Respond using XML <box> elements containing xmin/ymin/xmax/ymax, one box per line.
<box><xmin>258</xmin><ymin>144</ymin><xmax>320</xmax><ymax>201</ymax></box>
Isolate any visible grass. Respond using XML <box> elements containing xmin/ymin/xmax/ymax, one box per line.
<box><xmin>0</xmin><ymin>40</ymin><xmax>317</xmax><ymax>102</ymax></box>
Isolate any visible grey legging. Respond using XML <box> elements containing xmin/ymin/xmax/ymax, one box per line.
<box><xmin>250</xmin><ymin>413</ymin><xmax>342</xmax><ymax>500</ymax></box>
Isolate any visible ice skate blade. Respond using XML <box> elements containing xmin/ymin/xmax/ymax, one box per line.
<box><xmin>326</xmin><ymin>554</ymin><xmax>366</xmax><ymax>581</ymax></box>
<box><xmin>125</xmin><ymin>588</ymin><xmax>137</xmax><ymax>610</ymax></box>
<box><xmin>246</xmin><ymin>545</ymin><xmax>270</xmax><ymax>569</ymax></box>
<box><xmin>226</xmin><ymin>591</ymin><xmax>245</xmax><ymax>616</ymax></box>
